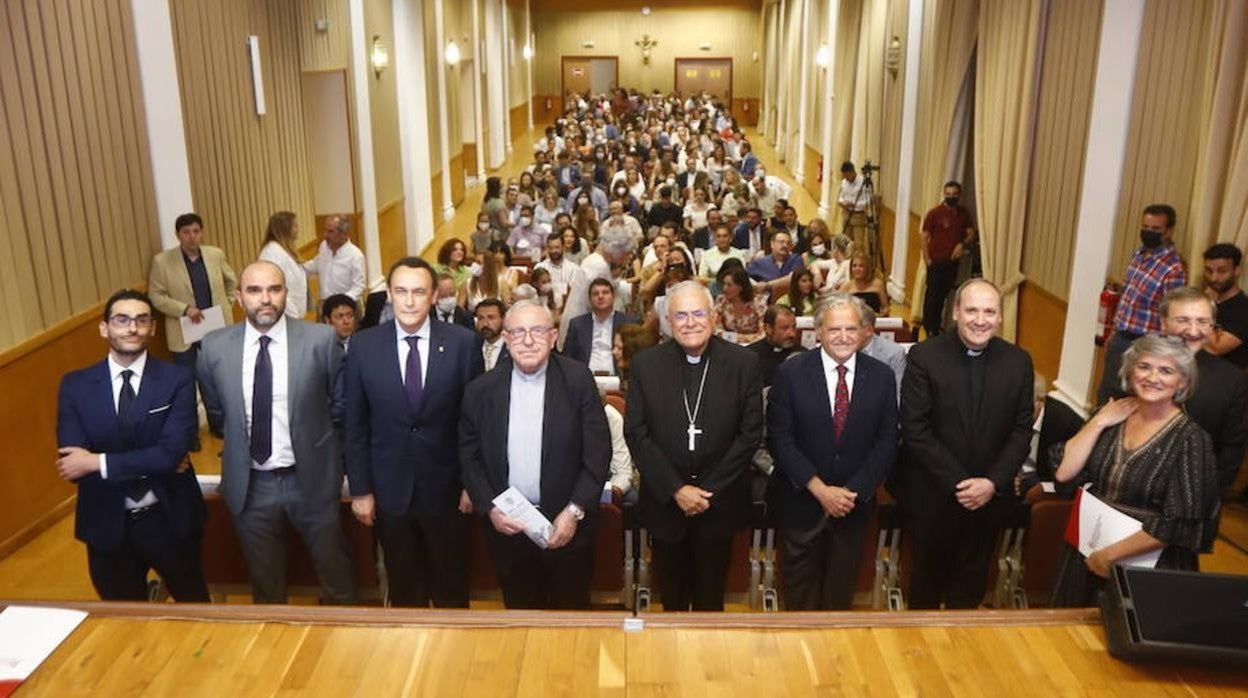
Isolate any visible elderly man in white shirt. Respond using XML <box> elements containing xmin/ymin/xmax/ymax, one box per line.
<box><xmin>304</xmin><ymin>214</ymin><xmax>366</xmax><ymax>302</ymax></box>
<box><xmin>749</xmin><ymin>169</ymin><xmax>792</xmax><ymax>216</ymax></box>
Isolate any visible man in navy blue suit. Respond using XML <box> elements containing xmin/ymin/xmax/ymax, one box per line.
<box><xmin>562</xmin><ymin>278</ymin><xmax>639</xmax><ymax>375</ymax></box>
<box><xmin>345</xmin><ymin>257</ymin><xmax>484</xmax><ymax>607</ymax></box>
<box><xmin>56</xmin><ymin>289</ymin><xmax>209</xmax><ymax>602</ymax></box>
<box><xmin>768</xmin><ymin>294</ymin><xmax>898</xmax><ymax>610</ymax></box>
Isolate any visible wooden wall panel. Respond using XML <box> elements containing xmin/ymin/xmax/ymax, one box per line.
<box><xmin>0</xmin><ymin>0</ymin><xmax>159</xmax><ymax>352</ymax></box>
<box><xmin>170</xmin><ymin>0</ymin><xmax>316</xmax><ymax>274</ymax></box>
<box><xmin>296</xmin><ymin>0</ymin><xmax>350</xmax><ymax>70</ymax></box>
<box><xmin>378</xmin><ymin>197</ymin><xmax>407</xmax><ymax>272</ymax></box>
<box><xmin>533</xmin><ymin>96</ymin><xmax>561</xmax><ymax>125</ymax></box>
<box><xmin>509</xmin><ymin>103</ymin><xmax>528</xmax><ymax>143</ymax></box>
<box><xmin>1016</xmin><ymin>281</ymin><xmax>1067</xmax><ymax>383</ymax></box>
<box><xmin>801</xmin><ymin>145</ymin><xmax>823</xmax><ymax>203</ymax></box>
<box><xmin>463</xmin><ymin>144</ymin><xmax>480</xmax><ymax>176</ymax></box>
<box><xmin>731</xmin><ymin>98</ymin><xmax>760</xmax><ymax>127</ymax></box>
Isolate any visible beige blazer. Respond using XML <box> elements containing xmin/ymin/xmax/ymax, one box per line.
<box><xmin>148</xmin><ymin>246</ymin><xmax>238</xmax><ymax>352</ymax></box>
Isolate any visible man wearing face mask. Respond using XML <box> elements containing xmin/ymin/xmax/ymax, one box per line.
<box><xmin>506</xmin><ymin>205</ymin><xmax>547</xmax><ymax>259</ymax></box>
<box><xmin>919</xmin><ymin>181</ymin><xmax>977</xmax><ymax>339</ymax></box>
<box><xmin>433</xmin><ymin>273</ymin><xmax>473</xmax><ymax>329</ymax></box>
<box><xmin>565</xmin><ymin>174</ymin><xmax>609</xmax><ymax>220</ymax></box>
<box><xmin>1095</xmin><ymin>204</ymin><xmax>1187</xmax><ymax>406</ymax></box>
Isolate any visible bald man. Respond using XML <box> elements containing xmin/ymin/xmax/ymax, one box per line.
<box><xmin>198</xmin><ymin>261</ymin><xmax>357</xmax><ymax>605</ymax></box>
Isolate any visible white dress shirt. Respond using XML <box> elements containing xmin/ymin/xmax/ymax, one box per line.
<box><xmin>507</xmin><ymin>361</ymin><xmax>547</xmax><ymax>505</ymax></box>
<box><xmin>820</xmin><ymin>349</ymin><xmax>857</xmax><ymax>417</ymax></box>
<box><xmin>259</xmin><ymin>241</ymin><xmax>308</xmax><ymax>318</ymax></box>
<box><xmin>100</xmin><ymin>352</ymin><xmax>158</xmax><ymax>508</ymax></box>
<box><xmin>604</xmin><ymin>404</ymin><xmax>634</xmax><ymax>493</ymax></box>
<box><xmin>243</xmin><ymin>316</ymin><xmax>295</xmax><ymax>470</ymax></box>
<box><xmin>839</xmin><ymin>174</ymin><xmax>866</xmax><ymax>211</ymax></box>
<box><xmin>304</xmin><ymin>239</ymin><xmax>366</xmax><ymax>300</ymax></box>
<box><xmin>395</xmin><ymin>318</ymin><xmax>430</xmax><ymax>387</ymax></box>
<box><xmin>589</xmin><ymin>314</ymin><xmax>616</xmax><ymax>375</ymax></box>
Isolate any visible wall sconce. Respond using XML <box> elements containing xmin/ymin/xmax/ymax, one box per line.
<box><xmin>522</xmin><ymin>44</ymin><xmax>533</xmax><ymax>61</ymax></box>
<box><xmin>635</xmin><ymin>34</ymin><xmax>658</xmax><ymax>65</ymax></box>
<box><xmin>445</xmin><ymin>39</ymin><xmax>461</xmax><ymax>66</ymax></box>
<box><xmin>698</xmin><ymin>43</ymin><xmax>712</xmax><ymax>51</ymax></box>
<box><xmin>370</xmin><ymin>35</ymin><xmax>389</xmax><ymax>78</ymax></box>
<box><xmin>815</xmin><ymin>44</ymin><xmax>830</xmax><ymax>69</ymax></box>
<box><xmin>886</xmin><ymin>35</ymin><xmax>902</xmax><ymax>77</ymax></box>
<box><xmin>582</xmin><ymin>40</ymin><xmax>595</xmax><ymax>49</ymax></box>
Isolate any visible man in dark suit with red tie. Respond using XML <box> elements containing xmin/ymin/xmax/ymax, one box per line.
<box><xmin>345</xmin><ymin>257</ymin><xmax>484</xmax><ymax>607</ymax></box>
<box><xmin>56</xmin><ymin>289</ymin><xmax>209</xmax><ymax>602</ymax></box>
<box><xmin>768</xmin><ymin>294</ymin><xmax>898</xmax><ymax>609</ymax></box>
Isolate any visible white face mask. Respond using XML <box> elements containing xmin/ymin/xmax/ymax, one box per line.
<box><xmin>477</xmin><ymin>222</ymin><xmax>490</xmax><ymax>231</ymax></box>
<box><xmin>810</xmin><ymin>244</ymin><xmax>827</xmax><ymax>257</ymax></box>
<box><xmin>436</xmin><ymin>297</ymin><xmax>457</xmax><ymax>314</ymax></box>
<box><xmin>578</xmin><ymin>196</ymin><xmax>589</xmax><ymax>205</ymax></box>
<box><xmin>519</xmin><ymin>216</ymin><xmax>532</xmax><ymax>227</ymax></box>
<box><xmin>469</xmin><ymin>262</ymin><xmax>483</xmax><ymax>278</ymax></box>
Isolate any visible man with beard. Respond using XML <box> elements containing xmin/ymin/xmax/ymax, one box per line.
<box><xmin>198</xmin><ymin>261</ymin><xmax>357</xmax><ymax>604</ymax></box>
<box><xmin>1201</xmin><ymin>243</ymin><xmax>1248</xmax><ymax>370</ymax></box>
<box><xmin>747</xmin><ymin>305</ymin><xmax>799</xmax><ymax>387</ymax></box>
<box><xmin>625</xmin><ymin>281</ymin><xmax>763</xmax><ymax>611</ymax></box>
<box><xmin>56</xmin><ymin>289</ymin><xmax>209</xmax><ymax>602</ymax></box>
<box><xmin>475</xmin><ymin>299</ymin><xmax>510</xmax><ymax>371</ymax></box>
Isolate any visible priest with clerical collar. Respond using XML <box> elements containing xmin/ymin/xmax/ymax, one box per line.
<box><xmin>625</xmin><ymin>281</ymin><xmax>764</xmax><ymax>612</ymax></box>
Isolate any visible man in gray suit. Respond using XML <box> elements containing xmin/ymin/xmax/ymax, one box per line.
<box><xmin>198</xmin><ymin>261</ymin><xmax>357</xmax><ymax>604</ymax></box>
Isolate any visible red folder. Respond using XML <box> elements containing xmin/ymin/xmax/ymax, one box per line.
<box><xmin>1063</xmin><ymin>486</ymin><xmax>1084</xmax><ymax>550</ymax></box>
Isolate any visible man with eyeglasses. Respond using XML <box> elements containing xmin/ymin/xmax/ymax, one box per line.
<box><xmin>625</xmin><ymin>281</ymin><xmax>763</xmax><ymax>611</ymax></box>
<box><xmin>343</xmin><ymin>257</ymin><xmax>483</xmax><ymax>608</ymax></box>
<box><xmin>459</xmin><ymin>300</ymin><xmax>610</xmax><ymax>609</ymax></box>
<box><xmin>1153</xmin><ymin>288</ymin><xmax>1246</xmax><ymax>517</ymax></box>
<box><xmin>56</xmin><ymin>289</ymin><xmax>209</xmax><ymax>602</ymax></box>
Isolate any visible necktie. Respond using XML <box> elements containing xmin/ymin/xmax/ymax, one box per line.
<box><xmin>251</xmin><ymin>335</ymin><xmax>272</xmax><ymax>465</ymax></box>
<box><xmin>405</xmin><ymin>336</ymin><xmax>424</xmax><ymax>411</ymax></box>
<box><xmin>118</xmin><ymin>369</ymin><xmax>151</xmax><ymax>500</ymax></box>
<box><xmin>484</xmin><ymin>343</ymin><xmax>497</xmax><ymax>370</ymax></box>
<box><xmin>833</xmin><ymin>364</ymin><xmax>849</xmax><ymax>439</ymax></box>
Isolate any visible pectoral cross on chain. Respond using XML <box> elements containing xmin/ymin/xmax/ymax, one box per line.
<box><xmin>687</xmin><ymin>423</ymin><xmax>703</xmax><ymax>451</ymax></box>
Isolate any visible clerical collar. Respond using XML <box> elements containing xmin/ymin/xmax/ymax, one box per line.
<box><xmin>685</xmin><ymin>353</ymin><xmax>703</xmax><ymax>365</ymax></box>
<box><xmin>967</xmin><ymin>348</ymin><xmax>984</xmax><ymax>357</ymax></box>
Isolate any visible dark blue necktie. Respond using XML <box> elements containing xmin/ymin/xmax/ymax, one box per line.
<box><xmin>405</xmin><ymin>336</ymin><xmax>424</xmax><ymax>412</ymax></box>
<box><xmin>251</xmin><ymin>335</ymin><xmax>272</xmax><ymax>465</ymax></box>
<box><xmin>118</xmin><ymin>370</ymin><xmax>150</xmax><ymax>500</ymax></box>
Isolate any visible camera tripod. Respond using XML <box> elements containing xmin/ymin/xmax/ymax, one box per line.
<box><xmin>841</xmin><ymin>168</ymin><xmax>885</xmax><ymax>276</ymax></box>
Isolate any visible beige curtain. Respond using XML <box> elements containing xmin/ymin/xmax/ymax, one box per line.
<box><xmin>973</xmin><ymin>0</ymin><xmax>1044</xmax><ymax>340</ymax></box>
<box><xmin>906</xmin><ymin>0</ymin><xmax>978</xmax><ymax>325</ymax></box>
<box><xmin>1188</xmin><ymin>0</ymin><xmax>1248</xmax><ymax>265</ymax></box>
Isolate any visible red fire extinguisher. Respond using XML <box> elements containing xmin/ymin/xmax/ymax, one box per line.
<box><xmin>1096</xmin><ymin>284</ymin><xmax>1120</xmax><ymax>347</ymax></box>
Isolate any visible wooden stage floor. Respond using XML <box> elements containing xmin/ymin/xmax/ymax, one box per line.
<box><xmin>8</xmin><ymin>602</ymin><xmax>1247</xmax><ymax>697</ymax></box>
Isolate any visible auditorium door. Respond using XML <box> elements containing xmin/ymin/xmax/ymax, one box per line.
<box><xmin>561</xmin><ymin>56</ymin><xmax>618</xmax><ymax>97</ymax></box>
<box><xmin>675</xmin><ymin>58</ymin><xmax>733</xmax><ymax>104</ymax></box>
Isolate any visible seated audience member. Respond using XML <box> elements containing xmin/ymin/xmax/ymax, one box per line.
<box><xmin>647</xmin><ymin>185</ymin><xmax>685</xmax><ymax>231</ymax></box>
<box><xmin>747</xmin><ymin>305</ymin><xmax>800</xmax><ymax>387</ymax></box>
<box><xmin>614</xmin><ymin>322</ymin><xmax>660</xmax><ymax>393</ymax></box>
<box><xmin>682</xmin><ymin>187</ymin><xmax>716</xmax><ymax>238</ymax></box>
<box><xmin>1201</xmin><ymin>243</ymin><xmax>1248</xmax><ymax>370</ymax></box>
<box><xmin>749</xmin><ymin>170</ymin><xmax>792</xmax><ymax>218</ymax></box>
<box><xmin>56</xmin><ymin>289</ymin><xmax>209</xmax><ymax>603</ymax></box>
<box><xmin>566</xmin><ymin>173</ymin><xmax>609</xmax><ymax>219</ymax></box>
<box><xmin>475</xmin><ymin>298</ymin><xmax>510</xmax><ymax>372</ymax></box>
<box><xmin>776</xmin><ymin>268</ymin><xmax>818</xmax><ymax>317</ymax></box>
<box><xmin>321</xmin><ymin>294</ymin><xmax>359</xmax><ymax>352</ymax></box>
<box><xmin>645</xmin><ymin>266</ymin><xmax>696</xmax><ymax>341</ymax></box>
<box><xmin>561</xmin><ymin>225</ymin><xmax>589</xmax><ymax>265</ymax></box>
<box><xmin>733</xmin><ymin>207</ymin><xmax>767</xmax><ymax>258</ymax></box>
<box><xmin>811</xmin><ymin>234</ymin><xmax>852</xmax><ymax>291</ymax></box>
<box><xmin>699</xmin><ymin>222</ymin><xmax>748</xmax><ymax>281</ymax></box>
<box><xmin>715</xmin><ymin>265</ymin><xmax>769</xmax><ymax>344</ymax></box>
<box><xmin>534</xmin><ymin>189</ymin><xmax>563</xmax><ymax>230</ymax></box>
<box><xmin>460</xmin><ymin>301</ymin><xmax>611</xmax><ymax>609</ymax></box>
<box><xmin>534</xmin><ymin>230</ymin><xmax>584</xmax><ymax>305</ymax></box>
<box><xmin>507</xmin><ymin>205</ymin><xmax>547</xmax><ymax>258</ymax></box>
<box><xmin>471</xmin><ymin>212</ymin><xmax>498</xmax><ymax>255</ymax></box>
<box><xmin>563</xmin><ymin>278</ymin><xmax>641</xmax><ymax>375</ymax></box>
<box><xmin>465</xmin><ymin>243</ymin><xmax>516</xmax><ymax>312</ymax></box>
<box><xmin>856</xmin><ymin>303</ymin><xmax>906</xmax><ymax>401</ymax></box>
<box><xmin>602</xmin><ymin>199</ymin><xmax>644</xmax><ymax>246</ymax></box>
<box><xmin>1052</xmin><ymin>334</ymin><xmax>1215</xmax><ymax>606</ymax></box>
<box><xmin>528</xmin><ymin>267</ymin><xmax>562</xmax><ymax>318</ymax></box>
<box><xmin>838</xmin><ymin>253</ymin><xmax>888</xmax><ymax>315</ymax></box>
<box><xmin>768</xmin><ymin>294</ymin><xmax>898</xmax><ymax>610</ymax></box>
<box><xmin>778</xmin><ymin>205</ymin><xmax>808</xmax><ymax>252</ymax></box>
<box><xmin>690</xmin><ymin>208</ymin><xmax>725</xmax><ymax>251</ymax></box>
<box><xmin>436</xmin><ymin>238</ymin><xmax>473</xmax><ymax>291</ymax></box>
<box><xmin>799</xmin><ymin>229</ymin><xmax>833</xmax><ymax>272</ymax></box>
<box><xmin>433</xmin><ymin>273</ymin><xmax>474</xmax><ymax>329</ymax></box>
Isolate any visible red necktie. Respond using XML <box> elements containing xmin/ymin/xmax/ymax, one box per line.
<box><xmin>833</xmin><ymin>364</ymin><xmax>849</xmax><ymax>438</ymax></box>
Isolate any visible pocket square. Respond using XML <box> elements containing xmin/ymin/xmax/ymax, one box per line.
<box><xmin>148</xmin><ymin>403</ymin><xmax>172</xmax><ymax>414</ymax></box>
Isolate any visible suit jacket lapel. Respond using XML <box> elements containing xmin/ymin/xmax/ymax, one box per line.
<box><xmin>286</xmin><ymin>319</ymin><xmax>305</xmax><ymax>418</ymax></box>
<box><xmin>805</xmin><ymin>350</ymin><xmax>837</xmax><ymax>444</ymax></box>
<box><xmin>493</xmin><ymin>368</ymin><xmax>512</xmax><ymax>482</ymax></box>
<box><xmin>228</xmin><ymin>324</ymin><xmax>248</xmax><ymax>429</ymax></box>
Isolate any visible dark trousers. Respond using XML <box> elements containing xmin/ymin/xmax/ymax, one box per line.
<box><xmin>232</xmin><ymin>468</ymin><xmax>357</xmax><ymax>605</ymax></box>
<box><xmin>1096</xmin><ymin>330</ymin><xmax>1140</xmax><ymax>406</ymax></box>
<box><xmin>923</xmin><ymin>262</ymin><xmax>959</xmax><ymax>338</ymax></box>
<box><xmin>86</xmin><ymin>504</ymin><xmax>209</xmax><ymax>602</ymax></box>
<box><xmin>486</xmin><ymin>527</ymin><xmax>594</xmax><ymax>610</ymax></box>
<box><xmin>780</xmin><ymin>504</ymin><xmax>872</xmax><ymax>611</ymax></box>
<box><xmin>376</xmin><ymin>509</ymin><xmax>469</xmax><ymax>608</ymax></box>
<box><xmin>906</xmin><ymin>499</ymin><xmax>1003</xmax><ymax>609</ymax></box>
<box><xmin>651</xmin><ymin>521</ymin><xmax>734</xmax><ymax>612</ymax></box>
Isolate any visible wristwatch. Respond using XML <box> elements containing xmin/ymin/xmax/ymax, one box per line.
<box><xmin>566</xmin><ymin>503</ymin><xmax>585</xmax><ymax>521</ymax></box>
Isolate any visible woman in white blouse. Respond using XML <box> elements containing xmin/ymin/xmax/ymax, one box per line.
<box><xmin>258</xmin><ymin>211</ymin><xmax>309</xmax><ymax>319</ymax></box>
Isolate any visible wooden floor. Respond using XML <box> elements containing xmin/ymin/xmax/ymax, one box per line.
<box><xmin>13</xmin><ymin>604</ymin><xmax>1248</xmax><ymax>697</ymax></box>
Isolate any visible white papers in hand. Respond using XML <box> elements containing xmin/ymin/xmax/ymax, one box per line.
<box><xmin>492</xmin><ymin>486</ymin><xmax>554</xmax><ymax>549</ymax></box>
<box><xmin>0</xmin><ymin>606</ymin><xmax>88</xmax><ymax>682</ymax></box>
<box><xmin>1077</xmin><ymin>489</ymin><xmax>1161</xmax><ymax>568</ymax></box>
<box><xmin>179</xmin><ymin>305</ymin><xmax>226</xmax><ymax>344</ymax></box>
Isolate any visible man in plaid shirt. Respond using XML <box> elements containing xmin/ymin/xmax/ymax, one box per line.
<box><xmin>1096</xmin><ymin>204</ymin><xmax>1186</xmax><ymax>405</ymax></box>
